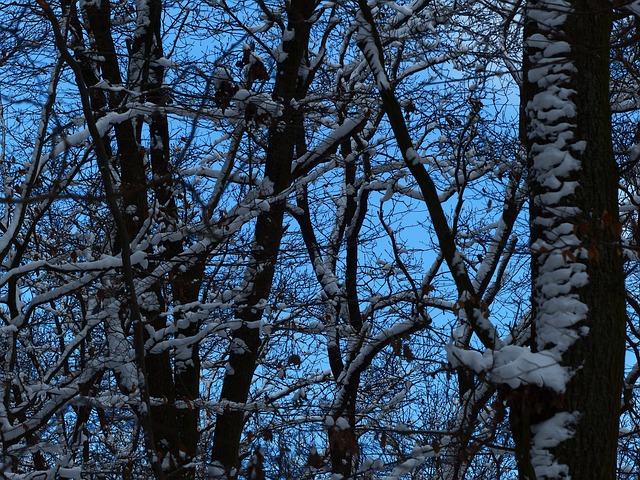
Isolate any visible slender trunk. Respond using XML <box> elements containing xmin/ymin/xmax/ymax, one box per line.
<box><xmin>328</xmin><ymin>146</ymin><xmax>366</xmax><ymax>478</ymax></box>
<box><xmin>210</xmin><ymin>2</ymin><xmax>316</xmax><ymax>477</ymax></box>
<box><xmin>328</xmin><ymin>377</ymin><xmax>360</xmax><ymax>479</ymax></box>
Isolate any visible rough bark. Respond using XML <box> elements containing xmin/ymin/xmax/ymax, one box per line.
<box><xmin>512</xmin><ymin>1</ymin><xmax>626</xmax><ymax>478</ymax></box>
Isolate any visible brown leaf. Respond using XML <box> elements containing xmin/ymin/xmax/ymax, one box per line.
<box><xmin>214</xmin><ymin>80</ymin><xmax>238</xmax><ymax>113</ymax></box>
<box><xmin>307</xmin><ymin>447</ymin><xmax>322</xmax><ymax>468</ymax></box>
<box><xmin>287</xmin><ymin>354</ymin><xmax>301</xmax><ymax>366</ymax></box>
<box><xmin>402</xmin><ymin>344</ymin><xmax>414</xmax><ymax>362</ymax></box>
<box><xmin>452</xmin><ymin>300</ymin><xmax>465</xmax><ymax>315</ymax></box>
<box><xmin>561</xmin><ymin>249</ymin><xmax>576</xmax><ymax>263</ymax></box>
<box><xmin>421</xmin><ymin>284</ymin><xmax>435</xmax><ymax>296</ymax></box>
<box><xmin>248</xmin><ymin>59</ymin><xmax>269</xmax><ymax>82</ymax></box>
<box><xmin>601</xmin><ymin>209</ymin><xmax>614</xmax><ymax>226</ymax></box>
<box><xmin>479</xmin><ymin>300</ymin><xmax>490</xmax><ymax>315</ymax></box>
<box><xmin>390</xmin><ymin>337</ymin><xmax>402</xmax><ymax>355</ymax></box>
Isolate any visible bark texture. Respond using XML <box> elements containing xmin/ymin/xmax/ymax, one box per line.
<box><xmin>514</xmin><ymin>1</ymin><xmax>626</xmax><ymax>478</ymax></box>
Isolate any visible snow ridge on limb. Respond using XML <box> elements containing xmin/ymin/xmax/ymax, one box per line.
<box><xmin>526</xmin><ymin>0</ymin><xmax>586</xmax><ymax>379</ymax></box>
<box><xmin>525</xmin><ymin>0</ymin><xmax>588</xmax><ymax>368</ymax></box>
<box><xmin>611</xmin><ymin>0</ymin><xmax>640</xmax><ymax>15</ymax></box>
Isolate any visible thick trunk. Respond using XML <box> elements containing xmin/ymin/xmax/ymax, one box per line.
<box><xmin>513</xmin><ymin>1</ymin><xmax>625</xmax><ymax>478</ymax></box>
<box><xmin>84</xmin><ymin>1</ymin><xmax>197</xmax><ymax>475</ymax></box>
<box><xmin>550</xmin><ymin>2</ymin><xmax>625</xmax><ymax>477</ymax></box>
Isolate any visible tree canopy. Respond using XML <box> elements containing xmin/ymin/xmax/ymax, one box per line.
<box><xmin>0</xmin><ymin>0</ymin><xmax>640</xmax><ymax>479</ymax></box>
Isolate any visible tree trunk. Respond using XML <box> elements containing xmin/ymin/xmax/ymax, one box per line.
<box><xmin>513</xmin><ymin>1</ymin><xmax>626</xmax><ymax>478</ymax></box>
<box><xmin>84</xmin><ymin>1</ymin><xmax>199</xmax><ymax>475</ymax></box>
<box><xmin>209</xmin><ymin>2</ymin><xmax>316</xmax><ymax>478</ymax></box>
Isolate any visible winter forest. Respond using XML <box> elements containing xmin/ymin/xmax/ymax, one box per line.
<box><xmin>2</xmin><ymin>0</ymin><xmax>640</xmax><ymax>478</ymax></box>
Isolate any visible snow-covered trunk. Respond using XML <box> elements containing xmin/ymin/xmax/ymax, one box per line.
<box><xmin>512</xmin><ymin>1</ymin><xmax>625</xmax><ymax>478</ymax></box>
<box><xmin>209</xmin><ymin>2</ymin><xmax>316</xmax><ymax>478</ymax></box>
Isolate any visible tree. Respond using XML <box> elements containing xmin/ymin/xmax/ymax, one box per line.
<box><xmin>0</xmin><ymin>0</ymin><xmax>638</xmax><ymax>479</ymax></box>
<box><xmin>354</xmin><ymin>0</ymin><xmax>632</xmax><ymax>478</ymax></box>
<box><xmin>209</xmin><ymin>1</ymin><xmax>318</xmax><ymax>476</ymax></box>
<box><xmin>508</xmin><ymin>1</ymin><xmax>626</xmax><ymax>478</ymax></box>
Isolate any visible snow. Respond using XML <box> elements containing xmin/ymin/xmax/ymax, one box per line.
<box><xmin>450</xmin><ymin>252</ymin><xmax>467</xmax><ymax>277</ymax></box>
<box><xmin>234</xmin><ymin>89</ymin><xmax>251</xmax><ymax>102</ymax></box>
<box><xmin>356</xmin><ymin>11</ymin><xmax>391</xmax><ymax>91</ymax></box>
<box><xmin>383</xmin><ymin>445</ymin><xmax>436</xmax><ymax>480</ymax></box>
<box><xmin>1</xmin><ymin>0</ymin><xmax>627</xmax><ymax>476</ymax></box>
<box><xmin>207</xmin><ymin>464</ymin><xmax>227</xmax><ymax>479</ymax></box>
<box><xmin>520</xmin><ymin>0</ymin><xmax>586</xmax><ymax>475</ymax></box>
<box><xmin>436</xmin><ymin>1</ymin><xmax>591</xmax><ymax>469</ymax></box>
<box><xmin>155</xmin><ymin>56</ymin><xmax>177</xmax><ymax>69</ymax></box>
<box><xmin>526</xmin><ymin>0</ymin><xmax>587</xmax><ymax>360</ymax></box>
<box><xmin>404</xmin><ymin>147</ymin><xmax>421</xmax><ymax>166</ymax></box>
<box><xmin>447</xmin><ymin>344</ymin><xmax>570</xmax><ymax>391</ymax></box>
<box><xmin>335</xmin><ymin>416</ymin><xmax>350</xmax><ymax>430</ymax></box>
<box><xmin>58</xmin><ymin>467</ymin><xmax>82</xmax><ymax>478</ymax></box>
<box><xmin>528</xmin><ymin>0</ymin><xmax>569</xmax><ymax>27</ymax></box>
<box><xmin>531</xmin><ymin>412</ymin><xmax>578</xmax><ymax>478</ymax></box>
<box><xmin>291</xmin><ymin>116</ymin><xmax>366</xmax><ymax>173</ymax></box>
<box><xmin>358</xmin><ymin>458</ymin><xmax>385</xmax><ymax>474</ymax></box>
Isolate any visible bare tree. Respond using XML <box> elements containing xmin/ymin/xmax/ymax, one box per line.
<box><xmin>2</xmin><ymin>1</ymin><xmax>640</xmax><ymax>479</ymax></box>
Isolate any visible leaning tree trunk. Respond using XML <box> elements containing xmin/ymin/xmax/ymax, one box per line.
<box><xmin>511</xmin><ymin>1</ymin><xmax>626</xmax><ymax>478</ymax></box>
<box><xmin>209</xmin><ymin>2</ymin><xmax>316</xmax><ymax>478</ymax></box>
